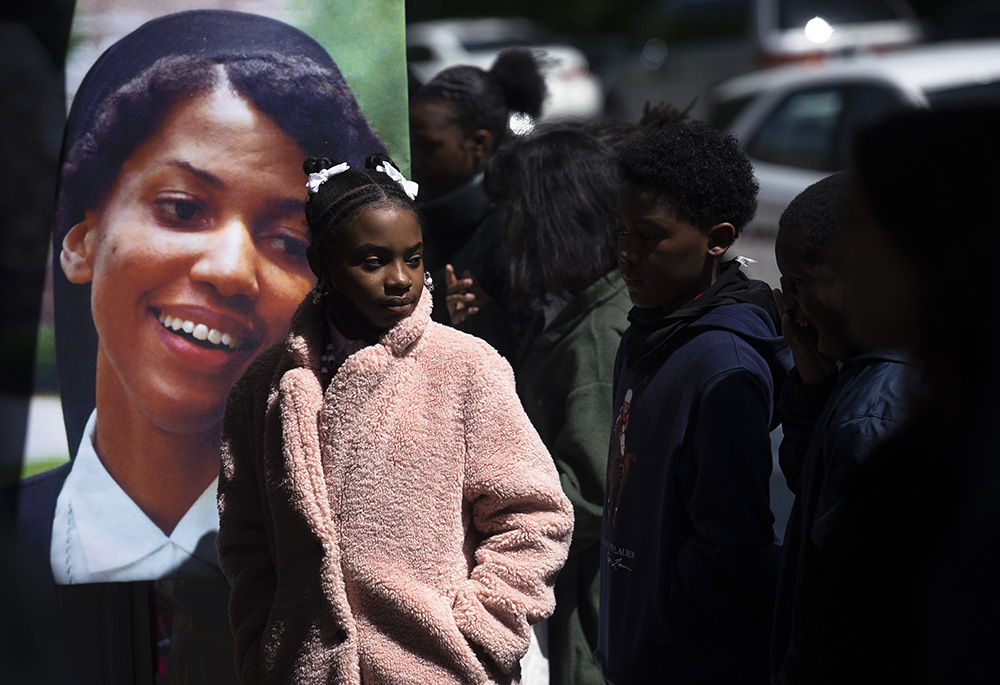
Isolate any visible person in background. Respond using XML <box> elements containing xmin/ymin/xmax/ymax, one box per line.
<box><xmin>409</xmin><ymin>48</ymin><xmax>545</xmax><ymax>356</ymax></box>
<box><xmin>596</xmin><ymin>120</ymin><xmax>791</xmax><ymax>684</ymax></box>
<box><xmin>217</xmin><ymin>153</ymin><xmax>573</xmax><ymax>684</ymax></box>
<box><xmin>803</xmin><ymin>104</ymin><xmax>1000</xmax><ymax>684</ymax></box>
<box><xmin>475</xmin><ymin>126</ymin><xmax>631</xmax><ymax>685</ymax></box>
<box><xmin>768</xmin><ymin>171</ymin><xmax>919</xmax><ymax>684</ymax></box>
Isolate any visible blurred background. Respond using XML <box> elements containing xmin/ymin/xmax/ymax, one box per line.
<box><xmin>407</xmin><ymin>0</ymin><xmax>1000</xmax><ymax>533</ymax></box>
<box><xmin>405</xmin><ymin>0</ymin><xmax>1000</xmax><ymax>286</ymax></box>
<box><xmin>5</xmin><ymin>0</ymin><xmax>1000</xmax><ymax>533</ymax></box>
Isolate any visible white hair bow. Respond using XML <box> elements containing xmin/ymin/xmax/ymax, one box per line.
<box><xmin>306</xmin><ymin>162</ymin><xmax>350</xmax><ymax>194</ymax></box>
<box><xmin>376</xmin><ymin>161</ymin><xmax>419</xmax><ymax>200</ymax></box>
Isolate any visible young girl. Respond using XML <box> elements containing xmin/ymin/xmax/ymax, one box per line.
<box><xmin>409</xmin><ymin>49</ymin><xmax>545</xmax><ymax>348</ymax></box>
<box><xmin>216</xmin><ymin>154</ymin><xmax>574</xmax><ymax>684</ymax></box>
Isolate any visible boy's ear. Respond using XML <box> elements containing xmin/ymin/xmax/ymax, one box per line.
<box><xmin>707</xmin><ymin>222</ymin><xmax>736</xmax><ymax>256</ymax></box>
<box><xmin>60</xmin><ymin>213</ymin><xmax>97</xmax><ymax>284</ymax></box>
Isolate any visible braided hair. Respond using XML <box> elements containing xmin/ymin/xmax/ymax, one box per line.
<box><xmin>411</xmin><ymin>48</ymin><xmax>546</xmax><ymax>147</ymax></box>
<box><xmin>304</xmin><ymin>153</ymin><xmax>420</xmax><ymax>254</ymax></box>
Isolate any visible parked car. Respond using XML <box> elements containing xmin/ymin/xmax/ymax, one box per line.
<box><xmin>605</xmin><ymin>0</ymin><xmax>922</xmax><ymax>123</ymax></box>
<box><xmin>406</xmin><ymin>17</ymin><xmax>605</xmax><ymax>121</ymax></box>
<box><xmin>705</xmin><ymin>39</ymin><xmax>1000</xmax><ymax>286</ymax></box>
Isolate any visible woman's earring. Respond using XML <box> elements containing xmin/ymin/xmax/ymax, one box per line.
<box><xmin>311</xmin><ymin>281</ymin><xmax>326</xmax><ymax>305</ymax></box>
<box><xmin>423</xmin><ymin>272</ymin><xmax>434</xmax><ymax>292</ymax></box>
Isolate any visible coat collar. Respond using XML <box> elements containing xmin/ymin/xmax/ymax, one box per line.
<box><xmin>284</xmin><ymin>286</ymin><xmax>434</xmax><ymax>371</ymax></box>
<box><xmin>515</xmin><ymin>274</ymin><xmax>626</xmax><ymax>365</ymax></box>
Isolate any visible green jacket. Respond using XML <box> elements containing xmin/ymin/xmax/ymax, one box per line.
<box><xmin>514</xmin><ymin>273</ymin><xmax>632</xmax><ymax>685</ymax></box>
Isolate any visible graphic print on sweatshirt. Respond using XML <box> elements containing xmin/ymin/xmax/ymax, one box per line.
<box><xmin>607</xmin><ymin>388</ymin><xmax>636</xmax><ymax>530</ymax></box>
<box><xmin>604</xmin><ymin>387</ymin><xmax>638</xmax><ymax>572</ymax></box>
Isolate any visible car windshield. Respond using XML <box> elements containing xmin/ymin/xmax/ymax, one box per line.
<box><xmin>926</xmin><ymin>81</ymin><xmax>1000</xmax><ymax>107</ymax></box>
<box><xmin>779</xmin><ymin>0</ymin><xmax>906</xmax><ymax>29</ymax></box>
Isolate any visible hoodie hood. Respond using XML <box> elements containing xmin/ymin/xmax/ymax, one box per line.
<box><xmin>626</xmin><ymin>260</ymin><xmax>781</xmax><ymax>368</ymax></box>
<box><xmin>625</xmin><ymin>261</ymin><xmax>790</xmax><ymax>425</ymax></box>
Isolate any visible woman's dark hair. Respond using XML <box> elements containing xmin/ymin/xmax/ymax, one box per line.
<box><xmin>55</xmin><ymin>52</ymin><xmax>382</xmax><ymax>248</ymax></box>
<box><xmin>52</xmin><ymin>10</ymin><xmax>385</xmax><ymax>453</ymax></box>
<box><xmin>411</xmin><ymin>48</ymin><xmax>546</xmax><ymax>147</ymax></box>
<box><xmin>617</xmin><ymin>119</ymin><xmax>758</xmax><ymax>236</ymax></box>
<box><xmin>485</xmin><ymin>126</ymin><xmax>619</xmax><ymax>310</ymax></box>
<box><xmin>304</xmin><ymin>153</ymin><xmax>419</xmax><ymax>254</ymax></box>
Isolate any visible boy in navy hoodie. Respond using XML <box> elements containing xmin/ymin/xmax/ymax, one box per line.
<box><xmin>595</xmin><ymin>120</ymin><xmax>791</xmax><ymax>684</ymax></box>
<box><xmin>768</xmin><ymin>171</ymin><xmax>918</xmax><ymax>684</ymax></box>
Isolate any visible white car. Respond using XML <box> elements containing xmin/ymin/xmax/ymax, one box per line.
<box><xmin>706</xmin><ymin>39</ymin><xmax>1000</xmax><ymax>286</ymax></box>
<box><xmin>606</xmin><ymin>0</ymin><xmax>922</xmax><ymax>123</ymax></box>
<box><xmin>406</xmin><ymin>17</ymin><xmax>605</xmax><ymax>122</ymax></box>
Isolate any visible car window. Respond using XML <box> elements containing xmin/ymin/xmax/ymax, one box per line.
<box><xmin>747</xmin><ymin>87</ymin><xmax>844</xmax><ymax>171</ymax></box>
<box><xmin>406</xmin><ymin>45</ymin><xmax>435</xmax><ymax>64</ymax></box>
<box><xmin>708</xmin><ymin>94</ymin><xmax>755</xmax><ymax>130</ymax></box>
<box><xmin>836</xmin><ymin>85</ymin><xmax>910</xmax><ymax>167</ymax></box>
<box><xmin>926</xmin><ymin>81</ymin><xmax>1000</xmax><ymax>108</ymax></box>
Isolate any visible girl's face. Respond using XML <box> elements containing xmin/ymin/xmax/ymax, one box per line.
<box><xmin>60</xmin><ymin>86</ymin><xmax>313</xmax><ymax>433</ymax></box>
<box><xmin>315</xmin><ymin>204</ymin><xmax>424</xmax><ymax>330</ymax></box>
<box><xmin>409</xmin><ymin>99</ymin><xmax>484</xmax><ymax>199</ymax></box>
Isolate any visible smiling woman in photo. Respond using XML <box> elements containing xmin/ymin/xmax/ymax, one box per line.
<box><xmin>12</xmin><ymin>9</ymin><xmax>385</xmax><ymax>584</ymax></box>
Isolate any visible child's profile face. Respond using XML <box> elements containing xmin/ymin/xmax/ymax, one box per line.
<box><xmin>319</xmin><ymin>204</ymin><xmax>424</xmax><ymax>330</ymax></box>
<box><xmin>616</xmin><ymin>182</ymin><xmax>716</xmax><ymax>312</ymax></box>
<box><xmin>409</xmin><ymin>99</ymin><xmax>482</xmax><ymax>200</ymax></box>
<box><xmin>59</xmin><ymin>87</ymin><xmax>314</xmax><ymax>434</ymax></box>
<box><xmin>776</xmin><ymin>243</ymin><xmax>855</xmax><ymax>362</ymax></box>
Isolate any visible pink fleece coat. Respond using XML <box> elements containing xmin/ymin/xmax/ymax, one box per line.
<box><xmin>217</xmin><ymin>289</ymin><xmax>573</xmax><ymax>684</ymax></box>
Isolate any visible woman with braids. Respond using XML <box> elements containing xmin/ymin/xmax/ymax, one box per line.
<box><xmin>216</xmin><ymin>153</ymin><xmax>573</xmax><ymax>684</ymax></box>
<box><xmin>12</xmin><ymin>9</ymin><xmax>385</xmax><ymax>584</ymax></box>
<box><xmin>409</xmin><ymin>49</ymin><xmax>546</xmax><ymax>354</ymax></box>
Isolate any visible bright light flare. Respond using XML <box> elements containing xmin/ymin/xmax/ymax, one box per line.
<box><xmin>509</xmin><ymin>111</ymin><xmax>535</xmax><ymax>136</ymax></box>
<box><xmin>805</xmin><ymin>17</ymin><xmax>834</xmax><ymax>44</ymax></box>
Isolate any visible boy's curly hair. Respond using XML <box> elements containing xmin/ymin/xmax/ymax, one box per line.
<box><xmin>777</xmin><ymin>170</ymin><xmax>847</xmax><ymax>268</ymax></box>
<box><xmin>617</xmin><ymin>119</ymin><xmax>758</xmax><ymax>235</ymax></box>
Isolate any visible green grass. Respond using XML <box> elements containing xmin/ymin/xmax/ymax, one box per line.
<box><xmin>15</xmin><ymin>456</ymin><xmax>70</xmax><ymax>483</ymax></box>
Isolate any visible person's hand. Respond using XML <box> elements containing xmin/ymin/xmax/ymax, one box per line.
<box><xmin>774</xmin><ymin>281</ymin><xmax>836</xmax><ymax>385</ymax></box>
<box><xmin>445</xmin><ymin>264</ymin><xmax>488</xmax><ymax>326</ymax></box>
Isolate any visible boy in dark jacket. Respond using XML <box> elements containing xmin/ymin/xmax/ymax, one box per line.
<box><xmin>768</xmin><ymin>171</ymin><xmax>919</xmax><ymax>684</ymax></box>
<box><xmin>595</xmin><ymin>120</ymin><xmax>791</xmax><ymax>684</ymax></box>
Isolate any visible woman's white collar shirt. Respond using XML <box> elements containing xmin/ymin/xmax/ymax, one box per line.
<box><xmin>50</xmin><ymin>411</ymin><xmax>221</xmax><ymax>584</ymax></box>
